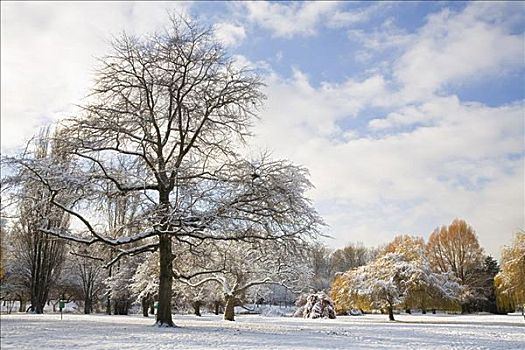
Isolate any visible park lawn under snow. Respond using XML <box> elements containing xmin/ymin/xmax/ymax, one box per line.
<box><xmin>1</xmin><ymin>313</ymin><xmax>524</xmax><ymax>349</ymax></box>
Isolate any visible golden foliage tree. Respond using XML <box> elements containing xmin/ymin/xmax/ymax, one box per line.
<box><xmin>330</xmin><ymin>272</ymin><xmax>369</xmax><ymax>315</ymax></box>
<box><xmin>331</xmin><ymin>234</ymin><xmax>461</xmax><ymax>318</ymax></box>
<box><xmin>383</xmin><ymin>234</ymin><xmax>425</xmax><ymax>261</ymax></box>
<box><xmin>426</xmin><ymin>219</ymin><xmax>484</xmax><ymax>312</ymax></box>
<box><xmin>427</xmin><ymin>219</ymin><xmax>484</xmax><ymax>283</ymax></box>
<box><xmin>330</xmin><ymin>274</ymin><xmax>350</xmax><ymax>315</ymax></box>
<box><xmin>383</xmin><ymin>234</ymin><xmax>461</xmax><ymax>313</ymax></box>
<box><xmin>495</xmin><ymin>232</ymin><xmax>525</xmax><ymax>313</ymax></box>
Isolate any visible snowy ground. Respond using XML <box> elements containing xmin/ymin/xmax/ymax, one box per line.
<box><xmin>1</xmin><ymin>312</ymin><xmax>524</xmax><ymax>349</ymax></box>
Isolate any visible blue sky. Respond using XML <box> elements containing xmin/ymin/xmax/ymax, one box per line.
<box><xmin>1</xmin><ymin>1</ymin><xmax>524</xmax><ymax>257</ymax></box>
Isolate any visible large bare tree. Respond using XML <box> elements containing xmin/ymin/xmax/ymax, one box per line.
<box><xmin>7</xmin><ymin>17</ymin><xmax>321</xmax><ymax>326</ymax></box>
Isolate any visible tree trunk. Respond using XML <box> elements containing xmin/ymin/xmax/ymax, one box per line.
<box><xmin>30</xmin><ymin>277</ymin><xmax>47</xmax><ymax>314</ymax></box>
<box><xmin>106</xmin><ymin>265</ymin><xmax>112</xmax><ymax>315</ymax></box>
<box><xmin>19</xmin><ymin>300</ymin><xmax>26</xmax><ymax>312</ymax></box>
<box><xmin>156</xmin><ymin>234</ymin><xmax>174</xmax><ymax>327</ymax></box>
<box><xmin>388</xmin><ymin>306</ymin><xmax>395</xmax><ymax>321</ymax></box>
<box><xmin>142</xmin><ymin>296</ymin><xmax>149</xmax><ymax>317</ymax></box>
<box><xmin>33</xmin><ymin>304</ymin><xmax>44</xmax><ymax>314</ymax></box>
<box><xmin>149</xmin><ymin>300</ymin><xmax>155</xmax><ymax>315</ymax></box>
<box><xmin>214</xmin><ymin>301</ymin><xmax>220</xmax><ymax>315</ymax></box>
<box><xmin>84</xmin><ymin>298</ymin><xmax>92</xmax><ymax>314</ymax></box>
<box><xmin>193</xmin><ymin>301</ymin><xmax>202</xmax><ymax>317</ymax></box>
<box><xmin>224</xmin><ymin>296</ymin><xmax>235</xmax><ymax>321</ymax></box>
<box><xmin>18</xmin><ymin>297</ymin><xmax>26</xmax><ymax>313</ymax></box>
<box><xmin>106</xmin><ymin>297</ymin><xmax>112</xmax><ymax>315</ymax></box>
<box><xmin>114</xmin><ymin>300</ymin><xmax>129</xmax><ymax>315</ymax></box>
<box><xmin>31</xmin><ymin>295</ymin><xmax>45</xmax><ymax>314</ymax></box>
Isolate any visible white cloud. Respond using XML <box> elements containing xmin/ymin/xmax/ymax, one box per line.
<box><xmin>348</xmin><ymin>18</ymin><xmax>414</xmax><ymax>54</ymax></box>
<box><xmin>328</xmin><ymin>2</ymin><xmax>394</xmax><ymax>28</ymax></box>
<box><xmin>394</xmin><ymin>3</ymin><xmax>524</xmax><ymax>101</ymax></box>
<box><xmin>242</xmin><ymin>1</ymin><xmax>339</xmax><ymax>38</ymax></box>
<box><xmin>0</xmin><ymin>1</ymin><xmax>191</xmax><ymax>154</ymax></box>
<box><xmin>247</xmin><ymin>2</ymin><xmax>525</xmax><ymax>256</ymax></box>
<box><xmin>239</xmin><ymin>1</ymin><xmax>390</xmax><ymax>38</ymax></box>
<box><xmin>252</xmin><ymin>70</ymin><xmax>523</xmax><ymax>257</ymax></box>
<box><xmin>213</xmin><ymin>22</ymin><xmax>246</xmax><ymax>47</ymax></box>
<box><xmin>250</xmin><ymin>68</ymin><xmax>388</xmax><ymax>150</ymax></box>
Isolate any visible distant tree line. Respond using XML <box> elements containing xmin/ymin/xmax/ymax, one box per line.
<box><xmin>327</xmin><ymin>220</ymin><xmax>524</xmax><ymax>320</ymax></box>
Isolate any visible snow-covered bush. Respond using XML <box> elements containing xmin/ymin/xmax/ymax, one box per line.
<box><xmin>299</xmin><ymin>292</ymin><xmax>336</xmax><ymax>319</ymax></box>
<box><xmin>293</xmin><ymin>293</ymin><xmax>308</xmax><ymax>317</ymax></box>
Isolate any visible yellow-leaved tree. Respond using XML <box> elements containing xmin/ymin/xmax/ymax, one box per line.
<box><xmin>383</xmin><ymin>234</ymin><xmax>425</xmax><ymax>261</ymax></box>
<box><xmin>495</xmin><ymin>231</ymin><xmax>525</xmax><ymax>314</ymax></box>
<box><xmin>330</xmin><ymin>273</ymin><xmax>369</xmax><ymax>315</ymax></box>
<box><xmin>331</xmin><ymin>234</ymin><xmax>461</xmax><ymax>319</ymax></box>
<box><xmin>426</xmin><ymin>219</ymin><xmax>485</xmax><ymax>313</ymax></box>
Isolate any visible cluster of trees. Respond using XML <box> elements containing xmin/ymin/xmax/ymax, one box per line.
<box><xmin>0</xmin><ymin>15</ymin><xmax>523</xmax><ymax>326</ymax></box>
<box><xmin>331</xmin><ymin>235</ymin><xmax>461</xmax><ymax>321</ymax></box>
<box><xmin>0</xmin><ymin>16</ymin><xmax>323</xmax><ymax>326</ymax></box>
<box><xmin>330</xmin><ymin>220</ymin><xmax>524</xmax><ymax>320</ymax></box>
<box><xmin>307</xmin><ymin>242</ymin><xmax>378</xmax><ymax>291</ymax></box>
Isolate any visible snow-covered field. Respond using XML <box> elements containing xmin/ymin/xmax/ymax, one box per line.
<box><xmin>1</xmin><ymin>312</ymin><xmax>524</xmax><ymax>349</ymax></box>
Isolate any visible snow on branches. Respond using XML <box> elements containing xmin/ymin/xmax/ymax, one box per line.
<box><xmin>495</xmin><ymin>231</ymin><xmax>525</xmax><ymax>313</ymax></box>
<box><xmin>296</xmin><ymin>292</ymin><xmax>336</xmax><ymax>319</ymax></box>
<box><xmin>333</xmin><ymin>236</ymin><xmax>462</xmax><ymax>321</ymax></box>
<box><xmin>175</xmin><ymin>239</ymin><xmax>313</xmax><ymax>321</ymax></box>
<box><xmin>3</xmin><ymin>16</ymin><xmax>322</xmax><ymax>327</ymax></box>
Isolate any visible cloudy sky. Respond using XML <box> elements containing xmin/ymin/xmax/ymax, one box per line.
<box><xmin>1</xmin><ymin>1</ymin><xmax>524</xmax><ymax>257</ymax></box>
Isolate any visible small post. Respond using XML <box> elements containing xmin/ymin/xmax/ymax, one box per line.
<box><xmin>59</xmin><ymin>300</ymin><xmax>65</xmax><ymax>320</ymax></box>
